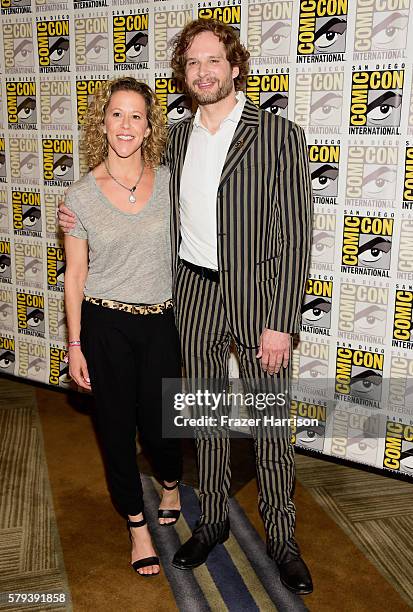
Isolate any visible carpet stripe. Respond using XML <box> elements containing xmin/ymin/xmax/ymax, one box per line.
<box><xmin>141</xmin><ymin>477</ymin><xmax>213</xmax><ymax>612</ymax></box>
<box><xmin>180</xmin><ymin>485</ymin><xmax>261</xmax><ymax>611</ymax></box>
<box><xmin>227</xmin><ymin>497</ymin><xmax>308</xmax><ymax>612</ymax></box>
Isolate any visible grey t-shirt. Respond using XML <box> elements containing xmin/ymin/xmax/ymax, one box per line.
<box><xmin>66</xmin><ymin>164</ymin><xmax>172</xmax><ymax>304</ymax></box>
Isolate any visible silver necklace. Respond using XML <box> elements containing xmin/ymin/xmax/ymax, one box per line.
<box><xmin>104</xmin><ymin>160</ymin><xmax>145</xmax><ymax>204</ymax></box>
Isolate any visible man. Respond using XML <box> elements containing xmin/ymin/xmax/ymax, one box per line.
<box><xmin>59</xmin><ymin>19</ymin><xmax>313</xmax><ymax>594</ymax></box>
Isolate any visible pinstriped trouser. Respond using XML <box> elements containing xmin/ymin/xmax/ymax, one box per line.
<box><xmin>174</xmin><ymin>262</ymin><xmax>299</xmax><ymax>561</ymax></box>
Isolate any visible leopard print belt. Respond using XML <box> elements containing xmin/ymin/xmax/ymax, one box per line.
<box><xmin>84</xmin><ymin>295</ymin><xmax>174</xmax><ymax>315</ymax></box>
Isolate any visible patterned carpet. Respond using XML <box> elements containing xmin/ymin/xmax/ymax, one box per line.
<box><xmin>295</xmin><ymin>453</ymin><xmax>413</xmax><ymax>607</ymax></box>
<box><xmin>1</xmin><ymin>377</ymin><xmax>413</xmax><ymax>611</ymax></box>
<box><xmin>0</xmin><ymin>379</ymin><xmax>71</xmax><ymax>611</ymax></box>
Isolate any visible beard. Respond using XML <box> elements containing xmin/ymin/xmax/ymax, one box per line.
<box><xmin>187</xmin><ymin>73</ymin><xmax>235</xmax><ymax>106</ymax></box>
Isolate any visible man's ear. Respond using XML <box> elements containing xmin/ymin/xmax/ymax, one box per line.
<box><xmin>232</xmin><ymin>66</ymin><xmax>240</xmax><ymax>80</ymax></box>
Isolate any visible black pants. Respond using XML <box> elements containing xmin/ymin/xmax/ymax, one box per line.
<box><xmin>80</xmin><ymin>300</ymin><xmax>182</xmax><ymax>516</ymax></box>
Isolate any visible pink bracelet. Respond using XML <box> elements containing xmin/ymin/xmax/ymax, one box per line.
<box><xmin>68</xmin><ymin>340</ymin><xmax>81</xmax><ymax>347</ymax></box>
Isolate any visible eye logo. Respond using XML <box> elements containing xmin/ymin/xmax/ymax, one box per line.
<box><xmin>295</xmin><ymin>71</ymin><xmax>344</xmax><ymax>133</ymax></box>
<box><xmin>384</xmin><ymin>421</ymin><xmax>413</xmax><ymax>474</ymax></box>
<box><xmin>301</xmin><ymin>279</ymin><xmax>333</xmax><ymax>332</ymax></box>
<box><xmin>247</xmin><ymin>2</ymin><xmax>293</xmax><ymax>63</ymax></box>
<box><xmin>36</xmin><ymin>19</ymin><xmax>70</xmax><ymax>72</ymax></box>
<box><xmin>155</xmin><ymin>78</ymin><xmax>192</xmax><ymax>126</ymax></box>
<box><xmin>16</xmin><ymin>291</ymin><xmax>45</xmax><ymax>337</ymax></box>
<box><xmin>0</xmin><ymin>336</ymin><xmax>15</xmax><ymax>375</ymax></box>
<box><xmin>297</xmin><ymin>0</ymin><xmax>348</xmax><ymax>61</ymax></box>
<box><xmin>0</xmin><ymin>240</ymin><xmax>12</xmax><ymax>283</ymax></box>
<box><xmin>75</xmin><ymin>17</ymin><xmax>109</xmax><ymax>69</ymax></box>
<box><xmin>112</xmin><ymin>13</ymin><xmax>149</xmax><ymax>69</ymax></box>
<box><xmin>42</xmin><ymin>138</ymin><xmax>74</xmax><ymax>186</ymax></box>
<box><xmin>49</xmin><ymin>346</ymin><xmax>70</xmax><ymax>387</ymax></box>
<box><xmin>246</xmin><ymin>73</ymin><xmax>289</xmax><ymax>119</ymax></box>
<box><xmin>338</xmin><ymin>282</ymin><xmax>388</xmax><ymax>342</ymax></box>
<box><xmin>6</xmin><ymin>81</ymin><xmax>37</xmax><ymax>129</ymax></box>
<box><xmin>349</xmin><ymin>69</ymin><xmax>404</xmax><ymax>134</ymax></box>
<box><xmin>335</xmin><ymin>347</ymin><xmax>384</xmax><ymax>403</ymax></box>
<box><xmin>290</xmin><ymin>400</ymin><xmax>326</xmax><ymax>451</ymax></box>
<box><xmin>354</xmin><ymin>2</ymin><xmax>410</xmax><ymax>57</ymax></box>
<box><xmin>341</xmin><ymin>215</ymin><xmax>393</xmax><ymax>275</ymax></box>
<box><xmin>12</xmin><ymin>190</ymin><xmax>42</xmax><ymax>237</ymax></box>
<box><xmin>308</xmin><ymin>144</ymin><xmax>340</xmax><ymax>203</ymax></box>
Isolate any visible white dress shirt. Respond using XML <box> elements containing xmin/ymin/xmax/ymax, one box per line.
<box><xmin>179</xmin><ymin>91</ymin><xmax>246</xmax><ymax>270</ymax></box>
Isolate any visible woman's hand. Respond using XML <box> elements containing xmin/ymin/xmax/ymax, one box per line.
<box><xmin>68</xmin><ymin>347</ymin><xmax>91</xmax><ymax>390</ymax></box>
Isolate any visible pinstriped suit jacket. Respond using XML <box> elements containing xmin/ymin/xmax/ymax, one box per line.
<box><xmin>166</xmin><ymin>98</ymin><xmax>312</xmax><ymax>348</ymax></box>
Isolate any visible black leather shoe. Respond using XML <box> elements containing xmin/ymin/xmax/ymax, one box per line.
<box><xmin>278</xmin><ymin>552</ymin><xmax>313</xmax><ymax>595</ymax></box>
<box><xmin>172</xmin><ymin>521</ymin><xmax>230</xmax><ymax>570</ymax></box>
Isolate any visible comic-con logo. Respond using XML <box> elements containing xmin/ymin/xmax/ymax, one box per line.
<box><xmin>392</xmin><ymin>289</ymin><xmax>413</xmax><ymax>348</ymax></box>
<box><xmin>1</xmin><ymin>0</ymin><xmax>30</xmax><ymax>15</ymax></box>
<box><xmin>76</xmin><ymin>78</ymin><xmax>107</xmax><ymax>126</ymax></box>
<box><xmin>9</xmin><ymin>136</ymin><xmax>38</xmax><ymax>184</ymax></box>
<box><xmin>0</xmin><ymin>239</ymin><xmax>12</xmax><ymax>284</ymax></box>
<box><xmin>48</xmin><ymin>294</ymin><xmax>67</xmax><ymax>342</ymax></box>
<box><xmin>0</xmin><ymin>138</ymin><xmax>6</xmax><ymax>183</ymax></box>
<box><xmin>301</xmin><ymin>277</ymin><xmax>333</xmax><ymax>334</ymax></box>
<box><xmin>341</xmin><ymin>214</ymin><xmax>393</xmax><ymax>276</ymax></box>
<box><xmin>409</xmin><ymin>86</ymin><xmax>413</xmax><ymax>136</ymax></box>
<box><xmin>113</xmin><ymin>11</ymin><xmax>149</xmax><ymax>71</ymax></box>
<box><xmin>6</xmin><ymin>80</ymin><xmax>37</xmax><ymax>130</ymax></box>
<box><xmin>403</xmin><ymin>147</ymin><xmax>413</xmax><ymax>210</ymax></box>
<box><xmin>0</xmin><ymin>189</ymin><xmax>9</xmax><ymax>232</ymax></box>
<box><xmin>15</xmin><ymin>241</ymin><xmax>43</xmax><ymax>289</ymax></box>
<box><xmin>40</xmin><ymin>78</ymin><xmax>72</xmax><ymax>131</ymax></box>
<box><xmin>335</xmin><ymin>346</ymin><xmax>384</xmax><ymax>404</ymax></box>
<box><xmin>49</xmin><ymin>345</ymin><xmax>70</xmax><ymax>387</ymax></box>
<box><xmin>397</xmin><ymin>219</ymin><xmax>413</xmax><ymax>280</ymax></box>
<box><xmin>44</xmin><ymin>190</ymin><xmax>64</xmax><ymax>239</ymax></box>
<box><xmin>0</xmin><ymin>288</ymin><xmax>13</xmax><ymax>331</ymax></box>
<box><xmin>0</xmin><ymin>94</ymin><xmax>3</xmax><ymax>131</ymax></box>
<box><xmin>2</xmin><ymin>20</ymin><xmax>34</xmax><ymax>72</ymax></box>
<box><xmin>0</xmin><ymin>335</ymin><xmax>15</xmax><ymax>375</ymax></box>
<box><xmin>198</xmin><ymin>1</ymin><xmax>241</xmax><ymax>32</ymax></box>
<box><xmin>294</xmin><ymin>69</ymin><xmax>344</xmax><ymax>134</ymax></box>
<box><xmin>346</xmin><ymin>144</ymin><xmax>397</xmax><ymax>208</ymax></box>
<box><xmin>42</xmin><ymin>138</ymin><xmax>74</xmax><ymax>186</ymax></box>
<box><xmin>331</xmin><ymin>407</ymin><xmax>380</xmax><ymax>464</ymax></box>
<box><xmin>155</xmin><ymin>77</ymin><xmax>192</xmax><ymax>125</ymax></box>
<box><xmin>247</xmin><ymin>0</ymin><xmax>293</xmax><ymax>65</ymax></box>
<box><xmin>388</xmin><ymin>354</ymin><xmax>413</xmax><ymax>411</ymax></box>
<box><xmin>12</xmin><ymin>190</ymin><xmax>42</xmax><ymax>237</ymax></box>
<box><xmin>290</xmin><ymin>399</ymin><xmax>326</xmax><ymax>451</ymax></box>
<box><xmin>349</xmin><ymin>69</ymin><xmax>404</xmax><ymax>135</ymax></box>
<box><xmin>154</xmin><ymin>7</ymin><xmax>192</xmax><ymax>69</ymax></box>
<box><xmin>309</xmin><ymin>143</ymin><xmax>339</xmax><ymax>204</ymax></box>
<box><xmin>383</xmin><ymin>421</ymin><xmax>413</xmax><ymax>474</ymax></box>
<box><xmin>297</xmin><ymin>0</ymin><xmax>347</xmax><ymax>62</ymax></box>
<box><xmin>310</xmin><ymin>212</ymin><xmax>336</xmax><ymax>271</ymax></box>
<box><xmin>16</xmin><ymin>291</ymin><xmax>45</xmax><ymax>338</ymax></box>
<box><xmin>18</xmin><ymin>339</ymin><xmax>46</xmax><ymax>381</ymax></box>
<box><xmin>36</xmin><ymin>17</ymin><xmax>70</xmax><ymax>73</ymax></box>
<box><xmin>246</xmin><ymin>71</ymin><xmax>289</xmax><ymax>118</ymax></box>
<box><xmin>354</xmin><ymin>0</ymin><xmax>410</xmax><ymax>60</ymax></box>
<box><xmin>75</xmin><ymin>16</ymin><xmax>109</xmax><ymax>71</ymax></box>
<box><xmin>291</xmin><ymin>339</ymin><xmax>329</xmax><ymax>382</ymax></box>
<box><xmin>338</xmin><ymin>281</ymin><xmax>388</xmax><ymax>343</ymax></box>
<box><xmin>47</xmin><ymin>245</ymin><xmax>65</xmax><ymax>292</ymax></box>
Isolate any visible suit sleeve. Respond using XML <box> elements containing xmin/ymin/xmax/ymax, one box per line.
<box><xmin>266</xmin><ymin>123</ymin><xmax>313</xmax><ymax>334</ymax></box>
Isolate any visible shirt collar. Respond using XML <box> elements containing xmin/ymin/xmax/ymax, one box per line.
<box><xmin>193</xmin><ymin>90</ymin><xmax>246</xmax><ymax>129</ymax></box>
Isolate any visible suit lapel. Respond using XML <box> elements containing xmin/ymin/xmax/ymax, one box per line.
<box><xmin>218</xmin><ymin>98</ymin><xmax>260</xmax><ymax>190</ymax></box>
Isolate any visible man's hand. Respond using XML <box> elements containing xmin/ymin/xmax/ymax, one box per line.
<box><xmin>256</xmin><ymin>329</ymin><xmax>291</xmax><ymax>375</ymax></box>
<box><xmin>58</xmin><ymin>202</ymin><xmax>76</xmax><ymax>233</ymax></box>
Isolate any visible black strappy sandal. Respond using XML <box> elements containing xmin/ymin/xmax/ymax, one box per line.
<box><xmin>158</xmin><ymin>481</ymin><xmax>181</xmax><ymax>526</ymax></box>
<box><xmin>127</xmin><ymin>517</ymin><xmax>160</xmax><ymax>577</ymax></box>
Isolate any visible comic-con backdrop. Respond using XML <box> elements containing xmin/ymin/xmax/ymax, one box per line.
<box><xmin>0</xmin><ymin>0</ymin><xmax>413</xmax><ymax>478</ymax></box>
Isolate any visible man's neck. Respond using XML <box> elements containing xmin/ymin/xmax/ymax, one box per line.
<box><xmin>198</xmin><ymin>92</ymin><xmax>238</xmax><ymax>134</ymax></box>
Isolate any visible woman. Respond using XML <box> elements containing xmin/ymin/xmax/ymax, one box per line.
<box><xmin>64</xmin><ymin>77</ymin><xmax>182</xmax><ymax>577</ymax></box>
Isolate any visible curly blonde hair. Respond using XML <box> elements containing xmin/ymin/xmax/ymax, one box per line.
<box><xmin>83</xmin><ymin>77</ymin><xmax>167</xmax><ymax>170</ymax></box>
<box><xmin>170</xmin><ymin>19</ymin><xmax>250</xmax><ymax>91</ymax></box>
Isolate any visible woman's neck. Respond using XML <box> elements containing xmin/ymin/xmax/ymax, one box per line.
<box><xmin>105</xmin><ymin>150</ymin><xmax>144</xmax><ymax>181</ymax></box>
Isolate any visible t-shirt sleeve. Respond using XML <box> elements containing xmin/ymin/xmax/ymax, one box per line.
<box><xmin>65</xmin><ymin>188</ymin><xmax>88</xmax><ymax>240</ymax></box>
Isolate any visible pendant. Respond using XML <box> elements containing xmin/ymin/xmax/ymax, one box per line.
<box><xmin>129</xmin><ymin>193</ymin><xmax>136</xmax><ymax>204</ymax></box>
